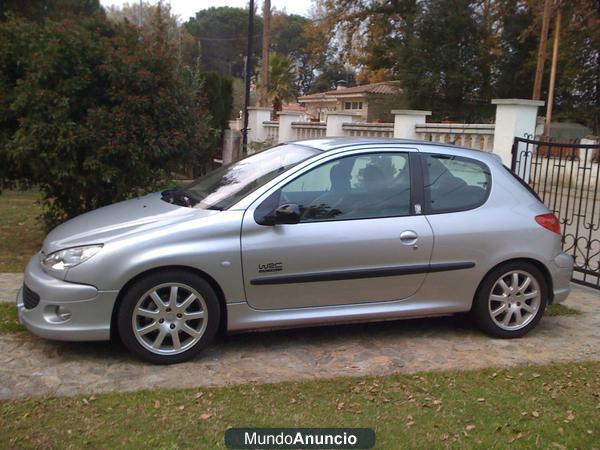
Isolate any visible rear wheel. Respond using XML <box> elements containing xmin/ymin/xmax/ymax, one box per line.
<box><xmin>117</xmin><ymin>270</ymin><xmax>220</xmax><ymax>364</ymax></box>
<box><xmin>472</xmin><ymin>262</ymin><xmax>547</xmax><ymax>338</ymax></box>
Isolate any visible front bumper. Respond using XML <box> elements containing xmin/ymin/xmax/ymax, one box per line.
<box><xmin>16</xmin><ymin>255</ymin><xmax>118</xmax><ymax>341</ymax></box>
<box><xmin>549</xmin><ymin>252</ymin><xmax>573</xmax><ymax>304</ymax></box>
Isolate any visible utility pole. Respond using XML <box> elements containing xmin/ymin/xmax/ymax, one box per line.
<box><xmin>138</xmin><ymin>0</ymin><xmax>143</xmax><ymax>27</ymax></box>
<box><xmin>259</xmin><ymin>0</ymin><xmax>271</xmax><ymax>108</ymax></box>
<box><xmin>544</xmin><ymin>7</ymin><xmax>561</xmax><ymax>138</ymax></box>
<box><xmin>242</xmin><ymin>0</ymin><xmax>255</xmax><ymax>155</ymax></box>
<box><xmin>532</xmin><ymin>0</ymin><xmax>553</xmax><ymax>100</ymax></box>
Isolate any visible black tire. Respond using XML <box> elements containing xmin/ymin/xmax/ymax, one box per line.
<box><xmin>471</xmin><ymin>261</ymin><xmax>548</xmax><ymax>338</ymax></box>
<box><xmin>117</xmin><ymin>270</ymin><xmax>221</xmax><ymax>364</ymax></box>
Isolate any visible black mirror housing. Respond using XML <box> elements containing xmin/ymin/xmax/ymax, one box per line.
<box><xmin>274</xmin><ymin>203</ymin><xmax>301</xmax><ymax>224</ymax></box>
<box><xmin>259</xmin><ymin>203</ymin><xmax>301</xmax><ymax>225</ymax></box>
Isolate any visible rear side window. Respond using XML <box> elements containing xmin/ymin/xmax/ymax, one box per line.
<box><xmin>422</xmin><ymin>154</ymin><xmax>491</xmax><ymax>214</ymax></box>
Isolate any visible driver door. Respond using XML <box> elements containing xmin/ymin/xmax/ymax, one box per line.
<box><xmin>240</xmin><ymin>150</ymin><xmax>434</xmax><ymax>310</ymax></box>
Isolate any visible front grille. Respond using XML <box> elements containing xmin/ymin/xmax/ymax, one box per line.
<box><xmin>23</xmin><ymin>284</ymin><xmax>40</xmax><ymax>310</ymax></box>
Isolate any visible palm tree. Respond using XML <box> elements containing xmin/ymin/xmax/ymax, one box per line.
<box><xmin>263</xmin><ymin>53</ymin><xmax>297</xmax><ymax>117</ymax></box>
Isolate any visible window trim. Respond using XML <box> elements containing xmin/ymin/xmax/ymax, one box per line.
<box><xmin>253</xmin><ymin>150</ymin><xmax>419</xmax><ymax>225</ymax></box>
<box><xmin>419</xmin><ymin>153</ymin><xmax>492</xmax><ymax>215</ymax></box>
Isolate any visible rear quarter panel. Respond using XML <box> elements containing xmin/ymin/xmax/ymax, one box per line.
<box><xmin>417</xmin><ymin>149</ymin><xmax>560</xmax><ymax>310</ymax></box>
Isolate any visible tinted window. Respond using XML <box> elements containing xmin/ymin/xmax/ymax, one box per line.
<box><xmin>258</xmin><ymin>153</ymin><xmax>411</xmax><ymax>222</ymax></box>
<box><xmin>423</xmin><ymin>154</ymin><xmax>491</xmax><ymax>213</ymax></box>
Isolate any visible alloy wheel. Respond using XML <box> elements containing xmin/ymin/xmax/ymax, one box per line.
<box><xmin>488</xmin><ymin>270</ymin><xmax>541</xmax><ymax>331</ymax></box>
<box><xmin>132</xmin><ymin>282</ymin><xmax>208</xmax><ymax>355</ymax></box>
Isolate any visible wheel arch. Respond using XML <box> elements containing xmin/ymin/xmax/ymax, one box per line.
<box><xmin>110</xmin><ymin>265</ymin><xmax>228</xmax><ymax>342</ymax></box>
<box><xmin>472</xmin><ymin>257</ymin><xmax>554</xmax><ymax>310</ymax></box>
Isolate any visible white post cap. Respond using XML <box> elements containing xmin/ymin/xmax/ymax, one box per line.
<box><xmin>391</xmin><ymin>109</ymin><xmax>432</xmax><ymax>116</ymax></box>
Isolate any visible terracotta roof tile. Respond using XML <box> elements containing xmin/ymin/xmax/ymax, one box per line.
<box><xmin>298</xmin><ymin>82</ymin><xmax>402</xmax><ymax>101</ymax></box>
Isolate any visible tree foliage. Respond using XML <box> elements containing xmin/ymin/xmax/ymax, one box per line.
<box><xmin>185</xmin><ymin>7</ymin><xmax>263</xmax><ymax>78</ymax></box>
<box><xmin>310</xmin><ymin>0</ymin><xmax>599</xmax><ymax>128</ymax></box>
<box><xmin>0</xmin><ymin>8</ymin><xmax>216</xmax><ymax>229</ymax></box>
<box><xmin>106</xmin><ymin>2</ymin><xmax>234</xmax><ymax>131</ymax></box>
<box><xmin>551</xmin><ymin>0</ymin><xmax>599</xmax><ymax>132</ymax></box>
<box><xmin>270</xmin><ymin>12</ymin><xmax>315</xmax><ymax>95</ymax></box>
<box><xmin>184</xmin><ymin>7</ymin><xmax>318</xmax><ymax>96</ymax></box>
<box><xmin>263</xmin><ymin>53</ymin><xmax>298</xmax><ymax>115</ymax></box>
<box><xmin>0</xmin><ymin>0</ymin><xmax>102</xmax><ymax>21</ymax></box>
<box><xmin>105</xmin><ymin>1</ymin><xmax>199</xmax><ymax>68</ymax></box>
<box><xmin>200</xmin><ymin>72</ymin><xmax>234</xmax><ymax>131</ymax></box>
<box><xmin>309</xmin><ymin>61</ymin><xmax>356</xmax><ymax>93</ymax></box>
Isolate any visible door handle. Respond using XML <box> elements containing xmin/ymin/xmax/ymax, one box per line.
<box><xmin>400</xmin><ymin>230</ymin><xmax>418</xmax><ymax>246</ymax></box>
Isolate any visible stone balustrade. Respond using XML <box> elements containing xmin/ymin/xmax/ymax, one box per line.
<box><xmin>415</xmin><ymin>123</ymin><xmax>495</xmax><ymax>151</ymax></box>
<box><xmin>342</xmin><ymin>122</ymin><xmax>394</xmax><ymax>138</ymax></box>
<box><xmin>240</xmin><ymin>99</ymin><xmax>545</xmax><ymax>172</ymax></box>
<box><xmin>292</xmin><ymin>122</ymin><xmax>326</xmax><ymax>139</ymax></box>
<box><xmin>263</xmin><ymin>121</ymin><xmax>279</xmax><ymax>142</ymax></box>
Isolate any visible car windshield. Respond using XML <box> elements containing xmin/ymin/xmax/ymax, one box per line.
<box><xmin>180</xmin><ymin>144</ymin><xmax>321</xmax><ymax>210</ymax></box>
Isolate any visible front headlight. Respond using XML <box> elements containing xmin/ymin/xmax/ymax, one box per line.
<box><xmin>42</xmin><ymin>245</ymin><xmax>103</xmax><ymax>271</ymax></box>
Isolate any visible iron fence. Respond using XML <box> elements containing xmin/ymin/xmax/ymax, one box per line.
<box><xmin>511</xmin><ymin>136</ymin><xmax>600</xmax><ymax>290</ymax></box>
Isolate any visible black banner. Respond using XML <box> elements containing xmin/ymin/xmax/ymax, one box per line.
<box><xmin>224</xmin><ymin>428</ymin><xmax>375</xmax><ymax>449</ymax></box>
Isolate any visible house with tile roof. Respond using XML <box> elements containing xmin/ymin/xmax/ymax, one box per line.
<box><xmin>297</xmin><ymin>81</ymin><xmax>406</xmax><ymax>122</ymax></box>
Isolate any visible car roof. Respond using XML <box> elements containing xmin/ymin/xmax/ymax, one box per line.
<box><xmin>293</xmin><ymin>137</ymin><xmax>423</xmax><ymax>151</ymax></box>
<box><xmin>291</xmin><ymin>137</ymin><xmax>503</xmax><ymax>165</ymax></box>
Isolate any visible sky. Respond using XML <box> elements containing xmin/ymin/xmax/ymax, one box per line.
<box><xmin>99</xmin><ymin>0</ymin><xmax>312</xmax><ymax>22</ymax></box>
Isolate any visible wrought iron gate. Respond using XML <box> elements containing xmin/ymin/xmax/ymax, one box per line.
<box><xmin>511</xmin><ymin>136</ymin><xmax>600</xmax><ymax>289</ymax></box>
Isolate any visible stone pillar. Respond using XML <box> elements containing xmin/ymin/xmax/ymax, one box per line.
<box><xmin>326</xmin><ymin>112</ymin><xmax>355</xmax><ymax>137</ymax></box>
<box><xmin>392</xmin><ymin>110</ymin><xmax>432</xmax><ymax>139</ymax></box>
<box><xmin>247</xmin><ymin>107</ymin><xmax>272</xmax><ymax>143</ymax></box>
<box><xmin>492</xmin><ymin>99</ymin><xmax>544</xmax><ymax>173</ymax></box>
<box><xmin>580</xmin><ymin>137</ymin><xmax>599</xmax><ymax>167</ymax></box>
<box><xmin>277</xmin><ymin>111</ymin><xmax>303</xmax><ymax>143</ymax></box>
<box><xmin>222</xmin><ymin>129</ymin><xmax>242</xmax><ymax>164</ymax></box>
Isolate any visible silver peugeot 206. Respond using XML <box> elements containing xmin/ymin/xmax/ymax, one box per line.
<box><xmin>17</xmin><ymin>138</ymin><xmax>573</xmax><ymax>364</ymax></box>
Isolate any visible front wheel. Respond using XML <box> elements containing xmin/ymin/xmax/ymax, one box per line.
<box><xmin>472</xmin><ymin>262</ymin><xmax>548</xmax><ymax>338</ymax></box>
<box><xmin>117</xmin><ymin>270</ymin><xmax>221</xmax><ymax>364</ymax></box>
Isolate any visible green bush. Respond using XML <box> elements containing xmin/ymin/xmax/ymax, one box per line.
<box><xmin>0</xmin><ymin>11</ymin><xmax>215</xmax><ymax>229</ymax></box>
<box><xmin>201</xmin><ymin>71</ymin><xmax>233</xmax><ymax>131</ymax></box>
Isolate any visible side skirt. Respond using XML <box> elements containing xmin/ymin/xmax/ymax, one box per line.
<box><xmin>226</xmin><ymin>297</ymin><xmax>469</xmax><ymax>332</ymax></box>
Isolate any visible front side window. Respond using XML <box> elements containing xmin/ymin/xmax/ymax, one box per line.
<box><xmin>257</xmin><ymin>152</ymin><xmax>411</xmax><ymax>222</ymax></box>
<box><xmin>422</xmin><ymin>154</ymin><xmax>491</xmax><ymax>213</ymax></box>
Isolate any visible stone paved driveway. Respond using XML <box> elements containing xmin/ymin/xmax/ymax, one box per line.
<box><xmin>0</xmin><ymin>279</ymin><xmax>598</xmax><ymax>400</ymax></box>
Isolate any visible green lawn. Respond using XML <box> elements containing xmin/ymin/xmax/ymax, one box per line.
<box><xmin>546</xmin><ymin>303</ymin><xmax>581</xmax><ymax>316</ymax></box>
<box><xmin>0</xmin><ymin>190</ymin><xmax>44</xmax><ymax>272</ymax></box>
<box><xmin>1</xmin><ymin>361</ymin><xmax>597</xmax><ymax>449</ymax></box>
<box><xmin>0</xmin><ymin>303</ymin><xmax>24</xmax><ymax>332</ymax></box>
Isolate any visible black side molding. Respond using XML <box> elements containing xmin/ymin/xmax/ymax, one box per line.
<box><xmin>250</xmin><ymin>261</ymin><xmax>475</xmax><ymax>286</ymax></box>
<box><xmin>429</xmin><ymin>261</ymin><xmax>476</xmax><ymax>273</ymax></box>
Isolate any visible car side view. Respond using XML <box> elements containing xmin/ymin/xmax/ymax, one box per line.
<box><xmin>17</xmin><ymin>138</ymin><xmax>573</xmax><ymax>364</ymax></box>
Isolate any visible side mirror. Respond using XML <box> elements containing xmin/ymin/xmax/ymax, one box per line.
<box><xmin>263</xmin><ymin>203</ymin><xmax>301</xmax><ymax>225</ymax></box>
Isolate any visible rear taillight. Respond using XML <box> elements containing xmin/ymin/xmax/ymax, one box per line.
<box><xmin>535</xmin><ymin>213</ymin><xmax>561</xmax><ymax>234</ymax></box>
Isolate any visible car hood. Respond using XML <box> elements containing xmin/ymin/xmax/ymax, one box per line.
<box><xmin>42</xmin><ymin>193</ymin><xmax>219</xmax><ymax>255</ymax></box>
